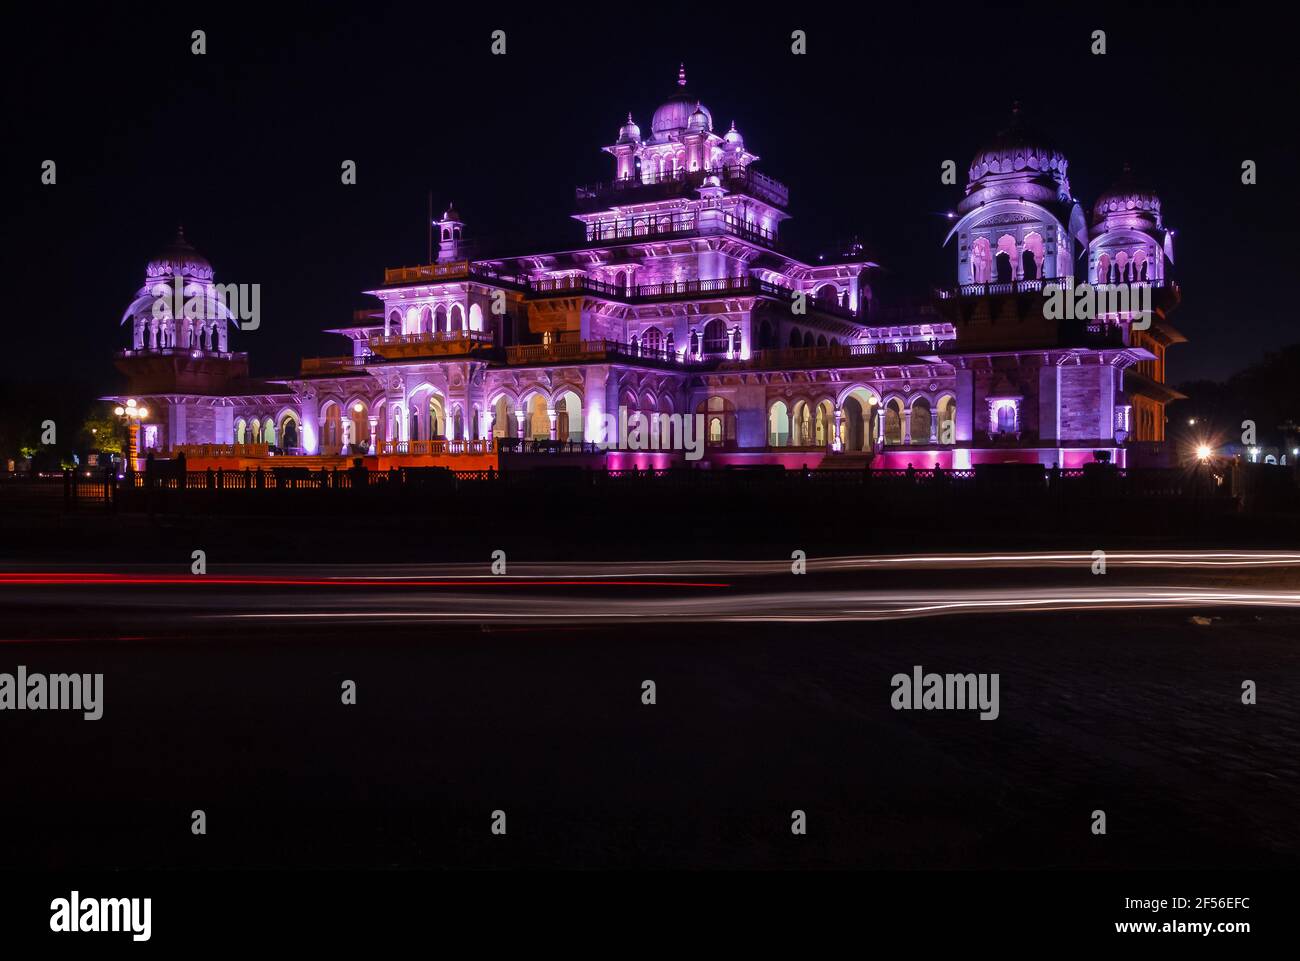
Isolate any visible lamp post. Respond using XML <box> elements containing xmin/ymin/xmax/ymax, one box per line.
<box><xmin>113</xmin><ymin>399</ymin><xmax>149</xmax><ymax>472</ymax></box>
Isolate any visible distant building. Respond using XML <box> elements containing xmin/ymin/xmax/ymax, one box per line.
<box><xmin>109</xmin><ymin>73</ymin><xmax>1183</xmax><ymax>470</ymax></box>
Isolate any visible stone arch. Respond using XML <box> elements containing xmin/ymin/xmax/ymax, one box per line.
<box><xmin>936</xmin><ymin>393</ymin><xmax>957</xmax><ymax>444</ymax></box>
<box><xmin>524</xmin><ymin>392</ymin><xmax>550</xmax><ymax>440</ymax></box>
<box><xmin>319</xmin><ymin>402</ymin><xmax>343</xmax><ymax>455</ymax></box>
<box><xmin>276</xmin><ymin>409</ymin><xmax>301</xmax><ymax>450</ymax></box>
<box><xmin>971</xmin><ymin>237</ymin><xmax>993</xmax><ymax>283</ymax></box>
<box><xmin>883</xmin><ymin>397</ymin><xmax>906</xmax><ymax>445</ymax></box>
<box><xmin>1096</xmin><ymin>252</ymin><xmax>1112</xmax><ymax>285</ymax></box>
<box><xmin>767</xmin><ymin>399</ymin><xmax>791</xmax><ymax>447</ymax></box>
<box><xmin>407</xmin><ymin>385</ymin><xmax>446</xmax><ymax>442</ymax></box>
<box><xmin>837</xmin><ymin>386</ymin><xmax>879</xmax><ymax>452</ymax></box>
<box><xmin>1022</xmin><ymin>231</ymin><xmax>1044</xmax><ymax>280</ymax></box>
<box><xmin>996</xmin><ymin>234</ymin><xmax>1018</xmax><ymax>282</ymax></box>
<box><xmin>696</xmin><ymin>395</ymin><xmax>736</xmax><ymax>446</ymax></box>
<box><xmin>489</xmin><ymin>393</ymin><xmax>519</xmax><ymax>439</ymax></box>
<box><xmin>909</xmin><ymin>395</ymin><xmax>933</xmax><ymax>444</ymax></box>
<box><xmin>469</xmin><ymin>302</ymin><xmax>484</xmax><ymax>331</ymax></box>
<box><xmin>554</xmin><ymin>388</ymin><xmax>583</xmax><ymax>443</ymax></box>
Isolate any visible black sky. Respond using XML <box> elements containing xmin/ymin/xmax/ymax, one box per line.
<box><xmin>3</xmin><ymin>2</ymin><xmax>1296</xmax><ymax>402</ymax></box>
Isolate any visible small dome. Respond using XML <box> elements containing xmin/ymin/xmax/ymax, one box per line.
<box><xmin>724</xmin><ymin>120</ymin><xmax>743</xmax><ymax>146</ymax></box>
<box><xmin>617</xmin><ymin>112</ymin><xmax>641</xmax><ymax>144</ymax></box>
<box><xmin>687</xmin><ymin>102</ymin><xmax>710</xmax><ymax>133</ymax></box>
<box><xmin>968</xmin><ymin>103</ymin><xmax>1068</xmax><ymax>184</ymax></box>
<box><xmin>441</xmin><ymin>204</ymin><xmax>462</xmax><ymax>223</ymax></box>
<box><xmin>145</xmin><ymin>226</ymin><xmax>213</xmax><ymax>280</ymax></box>
<box><xmin>1092</xmin><ymin>162</ymin><xmax>1162</xmax><ymax>226</ymax></box>
<box><xmin>651</xmin><ymin>64</ymin><xmax>712</xmax><ymax>137</ymax></box>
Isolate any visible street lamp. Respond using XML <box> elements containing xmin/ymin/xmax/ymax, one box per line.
<box><xmin>114</xmin><ymin>399</ymin><xmax>149</xmax><ymax>471</ymax></box>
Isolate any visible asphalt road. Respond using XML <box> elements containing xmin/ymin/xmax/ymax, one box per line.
<box><xmin>1</xmin><ymin>552</ymin><xmax>1297</xmax><ymax>869</ymax></box>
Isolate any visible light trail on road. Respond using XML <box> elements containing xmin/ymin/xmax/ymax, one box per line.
<box><xmin>5</xmin><ymin>551</ymin><xmax>1300</xmax><ymax>632</ymax></box>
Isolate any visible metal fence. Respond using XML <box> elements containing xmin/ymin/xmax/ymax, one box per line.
<box><xmin>31</xmin><ymin>463</ymin><xmax>1233</xmax><ymax>515</ymax></box>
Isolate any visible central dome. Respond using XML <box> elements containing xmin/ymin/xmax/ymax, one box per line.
<box><xmin>968</xmin><ymin>103</ymin><xmax>1068</xmax><ymax>184</ymax></box>
<box><xmin>651</xmin><ymin>64</ymin><xmax>712</xmax><ymax>137</ymax></box>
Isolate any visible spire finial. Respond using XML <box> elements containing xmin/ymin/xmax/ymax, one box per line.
<box><xmin>1121</xmin><ymin>159</ymin><xmax>1132</xmax><ymax>174</ymax></box>
<box><xmin>678</xmin><ymin>63</ymin><xmax>687</xmax><ymax>87</ymax></box>
<box><xmin>627</xmin><ymin>111</ymin><xmax>634</xmax><ymax>123</ymax></box>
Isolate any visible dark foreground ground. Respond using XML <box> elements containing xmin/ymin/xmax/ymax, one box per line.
<box><xmin>2</xmin><ymin>609</ymin><xmax>1296</xmax><ymax>870</ymax></box>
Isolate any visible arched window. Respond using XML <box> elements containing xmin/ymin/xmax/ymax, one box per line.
<box><xmin>642</xmin><ymin>326</ymin><xmax>664</xmax><ymax>354</ymax></box>
<box><xmin>697</xmin><ymin>396</ymin><xmax>736</xmax><ymax>446</ymax></box>
<box><xmin>884</xmin><ymin>401</ymin><xmax>903</xmax><ymax>445</ymax></box>
<box><xmin>702</xmin><ymin>319</ymin><xmax>728</xmax><ymax>355</ymax></box>
<box><xmin>994</xmin><ymin>251</ymin><xmax>1013</xmax><ymax>283</ymax></box>
<box><xmin>419</xmin><ymin>306</ymin><xmax>433</xmax><ymax>335</ymax></box>
<box><xmin>815</xmin><ymin>284</ymin><xmax>839</xmax><ymax>308</ymax></box>
<box><xmin>768</xmin><ymin>401</ymin><xmax>790</xmax><ymax>447</ymax></box>
<box><xmin>433</xmin><ymin>305</ymin><xmax>447</xmax><ymax>334</ymax></box>
<box><xmin>909</xmin><ymin>399</ymin><xmax>932</xmax><ymax>443</ymax></box>
<box><xmin>937</xmin><ymin>396</ymin><xmax>956</xmax><ymax>444</ymax></box>
<box><xmin>527</xmin><ymin>395</ymin><xmax>549</xmax><ymax>440</ymax></box>
<box><xmin>469</xmin><ymin>303</ymin><xmax>484</xmax><ymax>331</ymax></box>
<box><xmin>971</xmin><ymin>238</ymin><xmax>992</xmax><ymax>284</ymax></box>
<box><xmin>1022</xmin><ymin>232</ymin><xmax>1044</xmax><ymax>280</ymax></box>
<box><xmin>996</xmin><ymin>234</ymin><xmax>1018</xmax><ymax>282</ymax></box>
<box><xmin>450</xmin><ymin>304</ymin><xmax>464</xmax><ymax>333</ymax></box>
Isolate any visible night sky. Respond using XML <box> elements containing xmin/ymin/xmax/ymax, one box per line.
<box><xmin>3</xmin><ymin>3</ymin><xmax>1295</xmax><ymax>402</ymax></box>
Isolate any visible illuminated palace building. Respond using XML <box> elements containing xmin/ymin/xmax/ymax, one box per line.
<box><xmin>112</xmin><ymin>71</ymin><xmax>1183</xmax><ymax>471</ymax></box>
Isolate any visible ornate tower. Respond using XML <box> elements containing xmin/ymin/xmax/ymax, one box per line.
<box><xmin>1089</xmin><ymin>163</ymin><xmax>1184</xmax><ymax>445</ymax></box>
<box><xmin>113</xmin><ymin>228</ymin><xmax>251</xmax><ymax>452</ymax></box>
<box><xmin>435</xmin><ymin>205</ymin><xmax>467</xmax><ymax>263</ymax></box>
<box><xmin>947</xmin><ymin>104</ymin><xmax>1084</xmax><ymax>286</ymax></box>
<box><xmin>119</xmin><ymin>227</ymin><xmax>237</xmax><ymax>354</ymax></box>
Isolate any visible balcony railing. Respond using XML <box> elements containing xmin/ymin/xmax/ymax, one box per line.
<box><xmin>379</xmin><ymin>439</ymin><xmax>494</xmax><ymax>456</ymax></box>
<box><xmin>726</xmin><ymin>340</ymin><xmax>952</xmax><ymax>371</ymax></box>
<box><xmin>936</xmin><ymin>276</ymin><xmax>1174</xmax><ymax>300</ymax></box>
<box><xmin>382</xmin><ymin>261</ymin><xmax>530</xmax><ymax>289</ymax></box>
<box><xmin>300</xmin><ymin>355</ymin><xmax>370</xmax><ymax>373</ymax></box>
<box><xmin>527</xmin><ymin>274</ymin><xmax>760</xmax><ymax>303</ymax></box>
<box><xmin>522</xmin><ymin>274</ymin><xmax>861</xmax><ymax>320</ymax></box>
<box><xmin>369</xmin><ymin>330</ymin><xmax>493</xmax><ymax>348</ymax></box>
<box><xmin>582</xmin><ymin>212</ymin><xmax>778</xmax><ymax>249</ymax></box>
<box><xmin>116</xmin><ymin>348</ymin><xmax>247</xmax><ymax>361</ymax></box>
<box><xmin>173</xmin><ymin>443</ymin><xmax>270</xmax><ymax>459</ymax></box>
<box><xmin>575</xmin><ymin>164</ymin><xmax>789</xmax><ymax>211</ymax></box>
<box><xmin>505</xmin><ymin>341</ymin><xmax>623</xmax><ymax>365</ymax></box>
